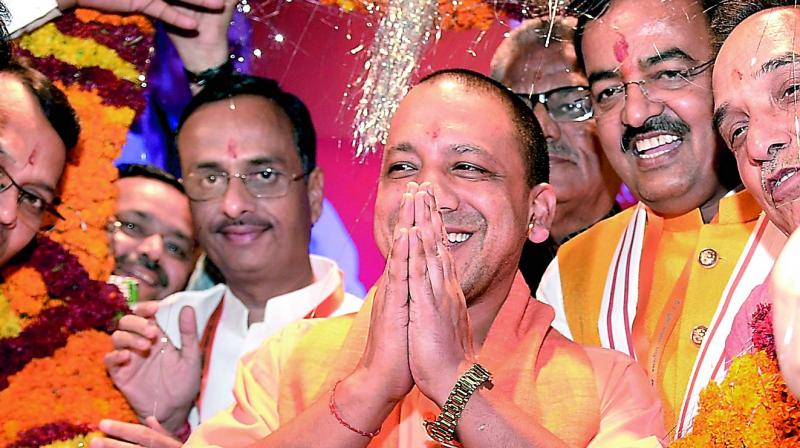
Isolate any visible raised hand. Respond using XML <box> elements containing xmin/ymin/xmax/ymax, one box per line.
<box><xmin>90</xmin><ymin>417</ymin><xmax>181</xmax><ymax>448</ymax></box>
<box><xmin>104</xmin><ymin>303</ymin><xmax>202</xmax><ymax>433</ymax></box>
<box><xmin>407</xmin><ymin>184</ymin><xmax>475</xmax><ymax>407</ymax></box>
<box><xmin>351</xmin><ymin>182</ymin><xmax>417</xmax><ymax>403</ymax></box>
<box><xmin>164</xmin><ymin>0</ymin><xmax>237</xmax><ymax>74</ymax></box>
<box><xmin>59</xmin><ymin>0</ymin><xmax>226</xmax><ymax>31</ymax></box>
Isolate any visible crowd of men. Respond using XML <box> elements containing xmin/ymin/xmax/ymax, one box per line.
<box><xmin>3</xmin><ymin>0</ymin><xmax>800</xmax><ymax>446</ymax></box>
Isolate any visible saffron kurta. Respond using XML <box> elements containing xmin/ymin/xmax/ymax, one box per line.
<box><xmin>187</xmin><ymin>273</ymin><xmax>667</xmax><ymax>447</ymax></box>
<box><xmin>538</xmin><ymin>190</ymin><xmax>786</xmax><ymax>437</ymax></box>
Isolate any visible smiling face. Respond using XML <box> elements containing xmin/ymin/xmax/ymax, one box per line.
<box><xmin>0</xmin><ymin>74</ymin><xmax>65</xmax><ymax>266</ymax></box>
<box><xmin>111</xmin><ymin>176</ymin><xmax>194</xmax><ymax>301</ymax></box>
<box><xmin>374</xmin><ymin>78</ymin><xmax>552</xmax><ymax>301</ymax></box>
<box><xmin>177</xmin><ymin>95</ymin><xmax>323</xmax><ymax>282</ymax></box>
<box><xmin>581</xmin><ymin>0</ymin><xmax>725</xmax><ymax>215</ymax></box>
<box><xmin>713</xmin><ymin>7</ymin><xmax>800</xmax><ymax>235</ymax></box>
<box><xmin>502</xmin><ymin>32</ymin><xmax>612</xmax><ymax>209</ymax></box>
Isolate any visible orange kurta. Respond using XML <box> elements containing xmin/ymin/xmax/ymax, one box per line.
<box><xmin>188</xmin><ymin>274</ymin><xmax>666</xmax><ymax>447</ymax></box>
<box><xmin>540</xmin><ymin>190</ymin><xmax>764</xmax><ymax>434</ymax></box>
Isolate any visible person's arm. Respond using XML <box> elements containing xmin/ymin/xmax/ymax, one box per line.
<box><xmin>584</xmin><ymin>348</ymin><xmax>667</xmax><ymax>447</ymax></box>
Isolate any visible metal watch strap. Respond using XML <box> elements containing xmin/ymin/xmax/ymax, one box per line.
<box><xmin>424</xmin><ymin>363</ymin><xmax>493</xmax><ymax>447</ymax></box>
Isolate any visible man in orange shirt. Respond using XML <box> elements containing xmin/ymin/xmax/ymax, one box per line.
<box><xmin>186</xmin><ymin>69</ymin><xmax>667</xmax><ymax>447</ymax></box>
<box><xmin>537</xmin><ymin>0</ymin><xmax>787</xmax><ymax>438</ymax></box>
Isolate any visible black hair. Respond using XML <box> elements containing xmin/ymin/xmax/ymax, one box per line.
<box><xmin>0</xmin><ymin>1</ymin><xmax>10</xmax><ymax>68</ymax></box>
<box><xmin>570</xmin><ymin>0</ymin><xmax>724</xmax><ymax>72</ymax></box>
<box><xmin>2</xmin><ymin>59</ymin><xmax>80</xmax><ymax>150</ymax></box>
<box><xmin>711</xmin><ymin>0</ymin><xmax>798</xmax><ymax>52</ymax></box>
<box><xmin>177</xmin><ymin>73</ymin><xmax>316</xmax><ymax>174</ymax></box>
<box><xmin>118</xmin><ymin>163</ymin><xmax>185</xmax><ymax>194</ymax></box>
<box><xmin>418</xmin><ymin>68</ymin><xmax>548</xmax><ymax>186</ymax></box>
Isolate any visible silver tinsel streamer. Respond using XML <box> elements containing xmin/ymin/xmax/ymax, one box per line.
<box><xmin>351</xmin><ymin>0</ymin><xmax>438</xmax><ymax>157</ymax></box>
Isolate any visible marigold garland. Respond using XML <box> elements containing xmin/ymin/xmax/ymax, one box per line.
<box><xmin>18</xmin><ymin>23</ymin><xmax>140</xmax><ymax>82</ymax></box>
<box><xmin>1</xmin><ymin>9</ymin><xmax>153</xmax><ymax>447</ymax></box>
<box><xmin>672</xmin><ymin>303</ymin><xmax>800</xmax><ymax>446</ymax></box>
<box><xmin>320</xmin><ymin>0</ymin><xmax>497</xmax><ymax>30</ymax></box>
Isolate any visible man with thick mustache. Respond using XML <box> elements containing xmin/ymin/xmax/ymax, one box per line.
<box><xmin>537</xmin><ymin>0</ymin><xmax>787</xmax><ymax>438</ymax></box>
<box><xmin>109</xmin><ymin>164</ymin><xmax>195</xmax><ymax>303</ymax></box>
<box><xmin>490</xmin><ymin>15</ymin><xmax>622</xmax><ymax>288</ymax></box>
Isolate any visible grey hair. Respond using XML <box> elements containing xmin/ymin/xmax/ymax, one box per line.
<box><xmin>490</xmin><ymin>16</ymin><xmax>578</xmax><ymax>82</ymax></box>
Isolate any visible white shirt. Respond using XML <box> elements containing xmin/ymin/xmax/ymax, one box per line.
<box><xmin>3</xmin><ymin>0</ymin><xmax>60</xmax><ymax>37</ymax></box>
<box><xmin>155</xmin><ymin>255</ymin><xmax>363</xmax><ymax>427</ymax></box>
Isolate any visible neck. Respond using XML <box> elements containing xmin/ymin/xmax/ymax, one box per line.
<box><xmin>699</xmin><ymin>185</ymin><xmax>733</xmax><ymax>223</ymax></box>
<box><xmin>466</xmin><ymin>268</ymin><xmax>518</xmax><ymax>352</ymax></box>
<box><xmin>551</xmin><ymin>189</ymin><xmax>617</xmax><ymax>244</ymax></box>
<box><xmin>223</xmin><ymin>257</ymin><xmax>315</xmax><ymax>325</ymax></box>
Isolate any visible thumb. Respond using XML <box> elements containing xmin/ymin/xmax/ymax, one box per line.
<box><xmin>144</xmin><ymin>416</ymin><xmax>171</xmax><ymax>436</ymax></box>
<box><xmin>178</xmin><ymin>306</ymin><xmax>201</xmax><ymax>360</ymax></box>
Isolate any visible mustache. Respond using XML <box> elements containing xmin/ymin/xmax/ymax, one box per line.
<box><xmin>212</xmin><ymin>215</ymin><xmax>272</xmax><ymax>233</ymax></box>
<box><xmin>547</xmin><ymin>141</ymin><xmax>578</xmax><ymax>162</ymax></box>
<box><xmin>115</xmin><ymin>253</ymin><xmax>169</xmax><ymax>288</ymax></box>
<box><xmin>620</xmin><ymin>115</ymin><xmax>690</xmax><ymax>154</ymax></box>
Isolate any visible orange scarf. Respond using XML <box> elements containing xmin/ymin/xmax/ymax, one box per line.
<box><xmin>276</xmin><ymin>273</ymin><xmax>601</xmax><ymax>447</ymax></box>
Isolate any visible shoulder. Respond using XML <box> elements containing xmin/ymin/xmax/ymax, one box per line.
<box><xmin>154</xmin><ymin>284</ymin><xmax>227</xmax><ymax>334</ymax></box>
<box><xmin>560</xmin><ymin>207</ymin><xmax>636</xmax><ymax>256</ymax></box>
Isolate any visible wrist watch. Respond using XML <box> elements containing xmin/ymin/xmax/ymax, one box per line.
<box><xmin>424</xmin><ymin>363</ymin><xmax>493</xmax><ymax>447</ymax></box>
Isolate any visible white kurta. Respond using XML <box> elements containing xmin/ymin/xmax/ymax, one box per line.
<box><xmin>156</xmin><ymin>255</ymin><xmax>363</xmax><ymax>427</ymax></box>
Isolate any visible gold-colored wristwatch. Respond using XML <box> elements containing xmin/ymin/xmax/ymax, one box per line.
<box><xmin>423</xmin><ymin>363</ymin><xmax>493</xmax><ymax>447</ymax></box>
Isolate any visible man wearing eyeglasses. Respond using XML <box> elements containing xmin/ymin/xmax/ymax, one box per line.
<box><xmin>0</xmin><ymin>61</ymin><xmax>79</xmax><ymax>267</ymax></box>
<box><xmin>103</xmin><ymin>74</ymin><xmax>363</xmax><ymax>442</ymax></box>
<box><xmin>537</xmin><ymin>0</ymin><xmax>787</xmax><ymax>438</ymax></box>
<box><xmin>108</xmin><ymin>164</ymin><xmax>196</xmax><ymax>303</ymax></box>
<box><xmin>490</xmin><ymin>15</ymin><xmax>621</xmax><ymax>289</ymax></box>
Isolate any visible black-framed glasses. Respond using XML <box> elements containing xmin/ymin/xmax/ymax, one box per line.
<box><xmin>591</xmin><ymin>59</ymin><xmax>715</xmax><ymax>116</ymax></box>
<box><xmin>181</xmin><ymin>167</ymin><xmax>307</xmax><ymax>202</ymax></box>
<box><xmin>0</xmin><ymin>164</ymin><xmax>63</xmax><ymax>229</ymax></box>
<box><xmin>515</xmin><ymin>85</ymin><xmax>594</xmax><ymax>122</ymax></box>
<box><xmin>108</xmin><ymin>212</ymin><xmax>195</xmax><ymax>262</ymax></box>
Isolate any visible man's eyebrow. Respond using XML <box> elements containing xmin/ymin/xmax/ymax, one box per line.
<box><xmin>450</xmin><ymin>144</ymin><xmax>499</xmax><ymax>163</ymax></box>
<box><xmin>386</xmin><ymin>142</ymin><xmax>415</xmax><ymax>153</ymax></box>
<box><xmin>756</xmin><ymin>52</ymin><xmax>800</xmax><ymax>79</ymax></box>
<box><xmin>642</xmin><ymin>47</ymin><xmax>696</xmax><ymax>67</ymax></box>
<box><xmin>246</xmin><ymin>156</ymin><xmax>287</xmax><ymax>167</ymax></box>
<box><xmin>588</xmin><ymin>69</ymin><xmax>620</xmax><ymax>85</ymax></box>
<box><xmin>712</xmin><ymin>103</ymin><xmax>729</xmax><ymax>131</ymax></box>
<box><xmin>192</xmin><ymin>161</ymin><xmax>223</xmax><ymax>171</ymax></box>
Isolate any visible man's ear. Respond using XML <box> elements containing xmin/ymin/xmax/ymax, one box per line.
<box><xmin>307</xmin><ymin>167</ymin><xmax>324</xmax><ymax>225</ymax></box>
<box><xmin>526</xmin><ymin>182</ymin><xmax>556</xmax><ymax>244</ymax></box>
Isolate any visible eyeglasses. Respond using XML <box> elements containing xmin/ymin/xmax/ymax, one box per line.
<box><xmin>515</xmin><ymin>85</ymin><xmax>594</xmax><ymax>122</ymax></box>
<box><xmin>590</xmin><ymin>59</ymin><xmax>714</xmax><ymax>116</ymax></box>
<box><xmin>108</xmin><ymin>213</ymin><xmax>195</xmax><ymax>262</ymax></box>
<box><xmin>182</xmin><ymin>167</ymin><xmax>307</xmax><ymax>202</ymax></box>
<box><xmin>0</xmin><ymin>164</ymin><xmax>63</xmax><ymax>230</ymax></box>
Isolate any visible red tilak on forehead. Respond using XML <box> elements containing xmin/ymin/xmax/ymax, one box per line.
<box><xmin>227</xmin><ymin>141</ymin><xmax>238</xmax><ymax>159</ymax></box>
<box><xmin>734</xmin><ymin>69</ymin><xmax>744</xmax><ymax>81</ymax></box>
<box><xmin>613</xmin><ymin>33</ymin><xmax>629</xmax><ymax>64</ymax></box>
<box><xmin>27</xmin><ymin>148</ymin><xmax>37</xmax><ymax>166</ymax></box>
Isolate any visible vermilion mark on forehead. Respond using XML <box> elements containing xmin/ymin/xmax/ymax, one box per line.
<box><xmin>428</xmin><ymin>127</ymin><xmax>440</xmax><ymax>140</ymax></box>
<box><xmin>734</xmin><ymin>69</ymin><xmax>743</xmax><ymax>81</ymax></box>
<box><xmin>27</xmin><ymin>148</ymin><xmax>37</xmax><ymax>166</ymax></box>
<box><xmin>227</xmin><ymin>141</ymin><xmax>238</xmax><ymax>159</ymax></box>
<box><xmin>613</xmin><ymin>33</ymin><xmax>629</xmax><ymax>64</ymax></box>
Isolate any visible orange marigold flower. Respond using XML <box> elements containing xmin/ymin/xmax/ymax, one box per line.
<box><xmin>438</xmin><ymin>0</ymin><xmax>495</xmax><ymax>31</ymax></box>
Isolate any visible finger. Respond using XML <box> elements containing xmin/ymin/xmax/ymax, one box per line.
<box><xmin>408</xmin><ymin>227</ymin><xmax>431</xmax><ymax>306</ymax></box>
<box><xmin>132</xmin><ymin>301</ymin><xmax>160</xmax><ymax>320</ymax></box>
<box><xmin>96</xmin><ymin>418</ymin><xmax>176</xmax><ymax>447</ymax></box>
<box><xmin>428</xmin><ymin>183</ymin><xmax>447</xmax><ymax>246</ymax></box>
<box><xmin>406</xmin><ymin>182</ymin><xmax>420</xmax><ymax>225</ymax></box>
<box><xmin>143</xmin><ymin>416</ymin><xmax>171</xmax><ymax>436</ymax></box>
<box><xmin>385</xmin><ymin>228</ymin><xmax>410</xmax><ymax>308</ymax></box>
<box><xmin>419</xmin><ymin>195</ymin><xmax>445</xmax><ymax>293</ymax></box>
<box><xmin>90</xmin><ymin>437</ymin><xmax>140</xmax><ymax>448</ymax></box>
<box><xmin>414</xmin><ymin>188</ymin><xmax>427</xmax><ymax>229</ymax></box>
<box><xmin>118</xmin><ymin>314</ymin><xmax>160</xmax><ymax>340</ymax></box>
<box><xmin>111</xmin><ymin>329</ymin><xmax>157</xmax><ymax>352</ymax></box>
<box><xmin>178</xmin><ymin>306</ymin><xmax>201</xmax><ymax>361</ymax></box>
<box><xmin>104</xmin><ymin>349</ymin><xmax>131</xmax><ymax>371</ymax></box>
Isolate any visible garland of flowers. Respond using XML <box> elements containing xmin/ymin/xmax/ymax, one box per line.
<box><xmin>0</xmin><ymin>9</ymin><xmax>153</xmax><ymax>447</ymax></box>
<box><xmin>672</xmin><ymin>303</ymin><xmax>800</xmax><ymax>447</ymax></box>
